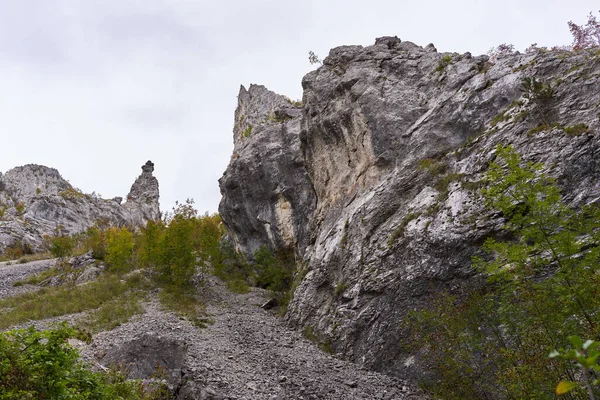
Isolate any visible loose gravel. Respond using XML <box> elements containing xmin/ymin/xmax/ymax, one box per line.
<box><xmin>0</xmin><ymin>258</ymin><xmax>55</xmax><ymax>299</ymax></box>
<box><xmin>2</xmin><ymin>260</ymin><xmax>427</xmax><ymax>399</ymax></box>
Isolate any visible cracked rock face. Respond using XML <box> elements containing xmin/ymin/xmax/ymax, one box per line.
<box><xmin>0</xmin><ymin>161</ymin><xmax>160</xmax><ymax>253</ymax></box>
<box><xmin>219</xmin><ymin>37</ymin><xmax>600</xmax><ymax>383</ymax></box>
<box><xmin>218</xmin><ymin>84</ymin><xmax>316</xmax><ymax>257</ymax></box>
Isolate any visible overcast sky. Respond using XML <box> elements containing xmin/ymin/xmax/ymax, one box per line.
<box><xmin>0</xmin><ymin>1</ymin><xmax>596</xmax><ymax>214</ymax></box>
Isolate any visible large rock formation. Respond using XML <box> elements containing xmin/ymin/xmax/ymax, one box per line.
<box><xmin>219</xmin><ymin>85</ymin><xmax>316</xmax><ymax>257</ymax></box>
<box><xmin>0</xmin><ymin>161</ymin><xmax>160</xmax><ymax>253</ymax></box>
<box><xmin>219</xmin><ymin>37</ymin><xmax>600</xmax><ymax>381</ymax></box>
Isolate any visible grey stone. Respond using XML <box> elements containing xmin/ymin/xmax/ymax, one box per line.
<box><xmin>100</xmin><ymin>333</ymin><xmax>187</xmax><ymax>386</ymax></box>
<box><xmin>0</xmin><ymin>161</ymin><xmax>160</xmax><ymax>253</ymax></box>
<box><xmin>219</xmin><ymin>37</ymin><xmax>600</xmax><ymax>385</ymax></box>
<box><xmin>218</xmin><ymin>84</ymin><xmax>316</xmax><ymax>258</ymax></box>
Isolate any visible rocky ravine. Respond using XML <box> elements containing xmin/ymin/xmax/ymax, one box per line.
<box><xmin>0</xmin><ymin>161</ymin><xmax>160</xmax><ymax>253</ymax></box>
<box><xmin>219</xmin><ymin>36</ymin><xmax>600</xmax><ymax>381</ymax></box>
<box><xmin>0</xmin><ymin>260</ymin><xmax>426</xmax><ymax>400</ymax></box>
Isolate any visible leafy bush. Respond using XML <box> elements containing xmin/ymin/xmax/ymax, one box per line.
<box><xmin>253</xmin><ymin>246</ymin><xmax>296</xmax><ymax>308</ymax></box>
<box><xmin>406</xmin><ymin>145</ymin><xmax>600</xmax><ymax>399</ymax></box>
<box><xmin>156</xmin><ymin>201</ymin><xmax>198</xmax><ymax>287</ymax></box>
<box><xmin>211</xmin><ymin>241</ymin><xmax>252</xmax><ymax>293</ymax></box>
<box><xmin>0</xmin><ymin>323</ymin><xmax>166</xmax><ymax>399</ymax></box>
<box><xmin>135</xmin><ymin>219</ymin><xmax>165</xmax><ymax>271</ymax></box>
<box><xmin>48</xmin><ymin>226</ymin><xmax>74</xmax><ymax>261</ymax></box>
<box><xmin>105</xmin><ymin>227</ymin><xmax>134</xmax><ymax>273</ymax></box>
<box><xmin>550</xmin><ymin>336</ymin><xmax>600</xmax><ymax>397</ymax></box>
<box><xmin>86</xmin><ymin>226</ymin><xmax>107</xmax><ymax>260</ymax></box>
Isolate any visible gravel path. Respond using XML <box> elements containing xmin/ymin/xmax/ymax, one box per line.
<box><xmin>0</xmin><ymin>258</ymin><xmax>55</xmax><ymax>299</ymax></box>
<box><xmin>84</xmin><ymin>278</ymin><xmax>425</xmax><ymax>400</ymax></box>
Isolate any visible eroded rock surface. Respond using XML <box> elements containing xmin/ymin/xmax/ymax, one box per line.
<box><xmin>0</xmin><ymin>161</ymin><xmax>160</xmax><ymax>253</ymax></box>
<box><xmin>219</xmin><ymin>85</ymin><xmax>316</xmax><ymax>257</ymax></box>
<box><xmin>219</xmin><ymin>37</ymin><xmax>600</xmax><ymax>381</ymax></box>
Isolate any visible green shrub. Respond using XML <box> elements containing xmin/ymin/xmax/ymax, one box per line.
<box><xmin>211</xmin><ymin>240</ymin><xmax>252</xmax><ymax>291</ymax></box>
<box><xmin>253</xmin><ymin>246</ymin><xmax>295</xmax><ymax>295</ymax></box>
<box><xmin>158</xmin><ymin>211</ymin><xmax>197</xmax><ymax>287</ymax></box>
<box><xmin>0</xmin><ymin>323</ymin><xmax>165</xmax><ymax>399</ymax></box>
<box><xmin>135</xmin><ymin>219</ymin><xmax>165</xmax><ymax>271</ymax></box>
<box><xmin>48</xmin><ymin>227</ymin><xmax>74</xmax><ymax>260</ymax></box>
<box><xmin>405</xmin><ymin>145</ymin><xmax>600</xmax><ymax>399</ymax></box>
<box><xmin>86</xmin><ymin>226</ymin><xmax>107</xmax><ymax>260</ymax></box>
<box><xmin>106</xmin><ymin>227</ymin><xmax>134</xmax><ymax>273</ymax></box>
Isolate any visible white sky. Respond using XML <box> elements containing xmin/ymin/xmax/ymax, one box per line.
<box><xmin>0</xmin><ymin>0</ymin><xmax>596</xmax><ymax>213</ymax></box>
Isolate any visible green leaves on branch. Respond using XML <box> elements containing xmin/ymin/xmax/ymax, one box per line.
<box><xmin>406</xmin><ymin>144</ymin><xmax>600</xmax><ymax>399</ymax></box>
<box><xmin>0</xmin><ymin>322</ymin><xmax>161</xmax><ymax>399</ymax></box>
<box><xmin>550</xmin><ymin>336</ymin><xmax>600</xmax><ymax>398</ymax></box>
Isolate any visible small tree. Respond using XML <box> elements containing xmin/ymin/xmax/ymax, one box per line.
<box><xmin>48</xmin><ymin>225</ymin><xmax>74</xmax><ymax>267</ymax></box>
<box><xmin>308</xmin><ymin>50</ymin><xmax>321</xmax><ymax>65</ymax></box>
<box><xmin>569</xmin><ymin>11</ymin><xmax>600</xmax><ymax>50</ymax></box>
<box><xmin>105</xmin><ymin>227</ymin><xmax>134</xmax><ymax>273</ymax></box>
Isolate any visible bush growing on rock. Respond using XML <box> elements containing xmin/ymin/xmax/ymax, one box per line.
<box><xmin>254</xmin><ymin>246</ymin><xmax>295</xmax><ymax>294</ymax></box>
<box><xmin>569</xmin><ymin>11</ymin><xmax>600</xmax><ymax>50</ymax></box>
<box><xmin>406</xmin><ymin>145</ymin><xmax>600</xmax><ymax>399</ymax></box>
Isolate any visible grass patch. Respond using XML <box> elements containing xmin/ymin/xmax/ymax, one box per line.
<box><xmin>418</xmin><ymin>158</ymin><xmax>447</xmax><ymax>176</ymax></box>
<box><xmin>435</xmin><ymin>173</ymin><xmax>464</xmax><ymax>200</ymax></box>
<box><xmin>527</xmin><ymin>122</ymin><xmax>562</xmax><ymax>135</ymax></box>
<box><xmin>563</xmin><ymin>123</ymin><xmax>591</xmax><ymax>136</ymax></box>
<box><xmin>225</xmin><ymin>278</ymin><xmax>250</xmax><ymax>294</ymax></box>
<box><xmin>13</xmin><ymin>266</ymin><xmax>64</xmax><ymax>287</ymax></box>
<box><xmin>0</xmin><ymin>275</ymin><xmax>132</xmax><ymax>329</ymax></box>
<box><xmin>388</xmin><ymin>212</ymin><xmax>421</xmax><ymax>247</ymax></box>
<box><xmin>334</xmin><ymin>280</ymin><xmax>348</xmax><ymax>297</ymax></box>
<box><xmin>242</xmin><ymin>125</ymin><xmax>252</xmax><ymax>138</ymax></box>
<box><xmin>81</xmin><ymin>290</ymin><xmax>145</xmax><ymax>333</ymax></box>
<box><xmin>158</xmin><ymin>286</ymin><xmax>212</xmax><ymax>328</ymax></box>
<box><xmin>16</xmin><ymin>252</ymin><xmax>54</xmax><ymax>263</ymax></box>
<box><xmin>435</xmin><ymin>55</ymin><xmax>453</xmax><ymax>72</ymax></box>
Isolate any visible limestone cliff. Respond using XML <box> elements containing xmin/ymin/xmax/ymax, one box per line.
<box><xmin>219</xmin><ymin>37</ymin><xmax>600</xmax><ymax>381</ymax></box>
<box><xmin>0</xmin><ymin>161</ymin><xmax>160</xmax><ymax>253</ymax></box>
<box><xmin>219</xmin><ymin>85</ymin><xmax>316</xmax><ymax>257</ymax></box>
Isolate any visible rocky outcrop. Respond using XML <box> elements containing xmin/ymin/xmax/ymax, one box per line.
<box><xmin>0</xmin><ymin>161</ymin><xmax>160</xmax><ymax>253</ymax></box>
<box><xmin>100</xmin><ymin>333</ymin><xmax>187</xmax><ymax>388</ymax></box>
<box><xmin>219</xmin><ymin>85</ymin><xmax>316</xmax><ymax>257</ymax></box>
<box><xmin>219</xmin><ymin>36</ymin><xmax>600</xmax><ymax>381</ymax></box>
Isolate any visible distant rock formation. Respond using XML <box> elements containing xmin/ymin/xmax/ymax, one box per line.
<box><xmin>0</xmin><ymin>161</ymin><xmax>160</xmax><ymax>253</ymax></box>
<box><xmin>219</xmin><ymin>37</ymin><xmax>600</xmax><ymax>381</ymax></box>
